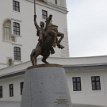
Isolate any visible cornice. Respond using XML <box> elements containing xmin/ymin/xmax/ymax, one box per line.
<box><xmin>25</xmin><ymin>0</ymin><xmax>68</xmax><ymax>14</ymax></box>
<box><xmin>65</xmin><ymin>64</ymin><xmax>107</xmax><ymax>72</ymax></box>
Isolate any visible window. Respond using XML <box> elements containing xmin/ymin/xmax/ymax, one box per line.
<box><xmin>42</xmin><ymin>10</ymin><xmax>47</xmax><ymax>19</ymax></box>
<box><xmin>14</xmin><ymin>47</ymin><xmax>21</xmax><ymax>60</ymax></box>
<box><xmin>13</xmin><ymin>0</ymin><xmax>20</xmax><ymax>12</ymax></box>
<box><xmin>3</xmin><ymin>20</ymin><xmax>11</xmax><ymax>41</ymax></box>
<box><xmin>0</xmin><ymin>86</ymin><xmax>3</xmax><ymax>98</ymax></box>
<box><xmin>55</xmin><ymin>0</ymin><xmax>57</xmax><ymax>4</ymax></box>
<box><xmin>91</xmin><ymin>76</ymin><xmax>101</xmax><ymax>90</ymax></box>
<box><xmin>72</xmin><ymin>77</ymin><xmax>81</xmax><ymax>91</ymax></box>
<box><xmin>3</xmin><ymin>20</ymin><xmax>16</xmax><ymax>42</ymax></box>
<box><xmin>13</xmin><ymin>22</ymin><xmax>20</xmax><ymax>36</ymax></box>
<box><xmin>20</xmin><ymin>82</ymin><xmax>24</xmax><ymax>95</ymax></box>
<box><xmin>9</xmin><ymin>84</ymin><xmax>14</xmax><ymax>97</ymax></box>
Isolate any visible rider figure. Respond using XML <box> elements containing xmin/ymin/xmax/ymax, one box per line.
<box><xmin>34</xmin><ymin>14</ymin><xmax>55</xmax><ymax>54</ymax></box>
<box><xmin>34</xmin><ymin>14</ymin><xmax>45</xmax><ymax>43</ymax></box>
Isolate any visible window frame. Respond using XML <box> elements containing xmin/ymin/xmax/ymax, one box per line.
<box><xmin>13</xmin><ymin>0</ymin><xmax>20</xmax><ymax>12</ymax></box>
<box><xmin>20</xmin><ymin>82</ymin><xmax>24</xmax><ymax>95</ymax></box>
<box><xmin>0</xmin><ymin>86</ymin><xmax>3</xmax><ymax>98</ymax></box>
<box><xmin>3</xmin><ymin>20</ymin><xmax>16</xmax><ymax>42</ymax></box>
<box><xmin>14</xmin><ymin>47</ymin><xmax>21</xmax><ymax>61</ymax></box>
<box><xmin>9</xmin><ymin>84</ymin><xmax>14</xmax><ymax>97</ymax></box>
<box><xmin>91</xmin><ymin>76</ymin><xmax>101</xmax><ymax>90</ymax></box>
<box><xmin>72</xmin><ymin>77</ymin><xmax>81</xmax><ymax>91</ymax></box>
<box><xmin>42</xmin><ymin>10</ymin><xmax>48</xmax><ymax>20</ymax></box>
<box><xmin>13</xmin><ymin>22</ymin><xmax>20</xmax><ymax>36</ymax></box>
<box><xmin>55</xmin><ymin>0</ymin><xmax>57</xmax><ymax>4</ymax></box>
<box><xmin>3</xmin><ymin>20</ymin><xmax>11</xmax><ymax>41</ymax></box>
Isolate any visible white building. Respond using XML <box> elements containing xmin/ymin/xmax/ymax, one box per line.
<box><xmin>0</xmin><ymin>56</ymin><xmax>107</xmax><ymax>107</ymax></box>
<box><xmin>0</xmin><ymin>0</ymin><xmax>69</xmax><ymax>69</ymax></box>
<box><xmin>0</xmin><ymin>0</ymin><xmax>107</xmax><ymax>107</ymax></box>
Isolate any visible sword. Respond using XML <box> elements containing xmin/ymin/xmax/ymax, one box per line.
<box><xmin>34</xmin><ymin>0</ymin><xmax>36</xmax><ymax>15</ymax></box>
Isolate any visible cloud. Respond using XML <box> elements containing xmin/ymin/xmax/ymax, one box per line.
<box><xmin>67</xmin><ymin>0</ymin><xmax>107</xmax><ymax>57</ymax></box>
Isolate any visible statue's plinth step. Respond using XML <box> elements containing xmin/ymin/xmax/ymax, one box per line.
<box><xmin>27</xmin><ymin>64</ymin><xmax>63</xmax><ymax>69</ymax></box>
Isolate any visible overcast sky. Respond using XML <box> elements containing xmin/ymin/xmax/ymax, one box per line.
<box><xmin>67</xmin><ymin>0</ymin><xmax>107</xmax><ymax>57</ymax></box>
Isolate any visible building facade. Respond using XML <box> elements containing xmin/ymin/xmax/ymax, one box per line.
<box><xmin>0</xmin><ymin>0</ymin><xmax>69</xmax><ymax>69</ymax></box>
<box><xmin>0</xmin><ymin>56</ymin><xmax>107</xmax><ymax>107</ymax></box>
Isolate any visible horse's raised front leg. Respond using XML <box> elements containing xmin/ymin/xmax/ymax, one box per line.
<box><xmin>57</xmin><ymin>33</ymin><xmax>64</xmax><ymax>49</ymax></box>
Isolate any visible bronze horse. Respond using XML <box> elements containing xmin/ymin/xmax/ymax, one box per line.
<box><xmin>30</xmin><ymin>15</ymin><xmax>64</xmax><ymax>66</ymax></box>
<box><xmin>30</xmin><ymin>28</ymin><xmax>55</xmax><ymax>65</ymax></box>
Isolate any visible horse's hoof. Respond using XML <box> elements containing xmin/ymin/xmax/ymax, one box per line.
<box><xmin>42</xmin><ymin>59</ymin><xmax>49</xmax><ymax>64</ymax></box>
<box><xmin>45</xmin><ymin>61</ymin><xmax>49</xmax><ymax>64</ymax></box>
<box><xmin>60</xmin><ymin>46</ymin><xmax>64</xmax><ymax>49</ymax></box>
<box><xmin>57</xmin><ymin>44</ymin><xmax>64</xmax><ymax>49</ymax></box>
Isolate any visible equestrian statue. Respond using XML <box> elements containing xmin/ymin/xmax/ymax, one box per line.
<box><xmin>30</xmin><ymin>0</ymin><xmax>64</xmax><ymax>66</ymax></box>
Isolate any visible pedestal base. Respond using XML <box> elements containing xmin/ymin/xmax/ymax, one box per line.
<box><xmin>21</xmin><ymin>64</ymin><xmax>72</xmax><ymax>107</ymax></box>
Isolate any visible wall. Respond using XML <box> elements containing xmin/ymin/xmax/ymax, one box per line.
<box><xmin>66</xmin><ymin>66</ymin><xmax>107</xmax><ymax>107</ymax></box>
<box><xmin>0</xmin><ymin>75</ymin><xmax>24</xmax><ymax>101</ymax></box>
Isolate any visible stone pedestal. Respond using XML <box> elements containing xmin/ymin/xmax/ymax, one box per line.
<box><xmin>21</xmin><ymin>64</ymin><xmax>72</xmax><ymax>107</ymax></box>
